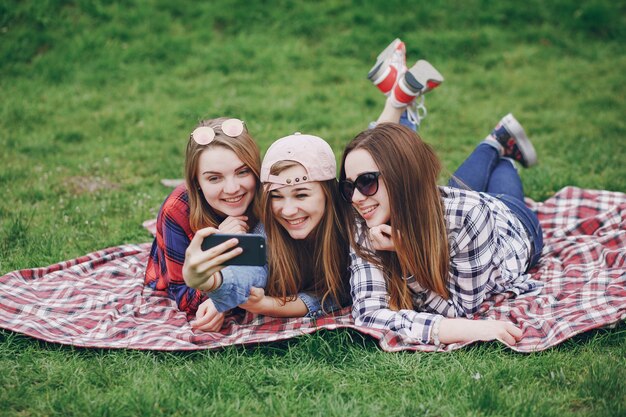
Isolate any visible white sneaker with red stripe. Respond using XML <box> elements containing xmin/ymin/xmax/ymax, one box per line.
<box><xmin>368</xmin><ymin>40</ymin><xmax>445</xmax><ymax>129</ymax></box>
<box><xmin>367</xmin><ymin>38</ymin><xmax>406</xmax><ymax>96</ymax></box>
<box><xmin>391</xmin><ymin>59</ymin><xmax>444</xmax><ymax>106</ymax></box>
<box><xmin>389</xmin><ymin>60</ymin><xmax>444</xmax><ymax>127</ymax></box>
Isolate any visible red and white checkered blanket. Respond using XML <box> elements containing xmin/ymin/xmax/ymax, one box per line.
<box><xmin>1</xmin><ymin>187</ymin><xmax>624</xmax><ymax>352</ymax></box>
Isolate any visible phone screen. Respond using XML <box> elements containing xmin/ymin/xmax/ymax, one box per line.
<box><xmin>201</xmin><ymin>234</ymin><xmax>267</xmax><ymax>266</ymax></box>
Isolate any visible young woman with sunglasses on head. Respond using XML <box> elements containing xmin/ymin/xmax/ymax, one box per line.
<box><xmin>145</xmin><ymin>117</ymin><xmax>269</xmax><ymax>332</ymax></box>
<box><xmin>339</xmin><ymin>111</ymin><xmax>543</xmax><ymax>347</ymax></box>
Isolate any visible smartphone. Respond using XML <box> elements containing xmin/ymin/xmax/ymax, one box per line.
<box><xmin>201</xmin><ymin>233</ymin><xmax>267</xmax><ymax>266</ymax></box>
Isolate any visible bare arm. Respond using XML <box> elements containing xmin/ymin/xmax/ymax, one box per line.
<box><xmin>438</xmin><ymin>318</ymin><xmax>523</xmax><ymax>346</ymax></box>
<box><xmin>376</xmin><ymin>96</ymin><xmax>405</xmax><ymax>124</ymax></box>
<box><xmin>239</xmin><ymin>288</ymin><xmax>308</xmax><ymax>318</ymax></box>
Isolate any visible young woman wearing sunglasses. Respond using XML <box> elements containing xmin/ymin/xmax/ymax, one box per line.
<box><xmin>339</xmin><ymin>114</ymin><xmax>543</xmax><ymax>347</ymax></box>
<box><xmin>145</xmin><ymin>117</ymin><xmax>268</xmax><ymax>332</ymax></box>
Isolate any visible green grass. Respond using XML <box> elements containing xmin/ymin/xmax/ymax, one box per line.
<box><xmin>1</xmin><ymin>328</ymin><xmax>625</xmax><ymax>417</ymax></box>
<box><xmin>1</xmin><ymin>0</ymin><xmax>625</xmax><ymax>415</ymax></box>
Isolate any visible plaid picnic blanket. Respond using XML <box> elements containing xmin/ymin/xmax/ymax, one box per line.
<box><xmin>1</xmin><ymin>187</ymin><xmax>624</xmax><ymax>352</ymax></box>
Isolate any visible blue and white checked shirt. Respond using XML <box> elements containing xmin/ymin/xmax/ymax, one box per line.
<box><xmin>349</xmin><ymin>186</ymin><xmax>542</xmax><ymax>344</ymax></box>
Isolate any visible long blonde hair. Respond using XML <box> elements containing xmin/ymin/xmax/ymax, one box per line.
<box><xmin>339</xmin><ymin>123</ymin><xmax>450</xmax><ymax>310</ymax></box>
<box><xmin>261</xmin><ymin>161</ymin><xmax>350</xmax><ymax>310</ymax></box>
<box><xmin>184</xmin><ymin>117</ymin><xmax>261</xmax><ymax>232</ymax></box>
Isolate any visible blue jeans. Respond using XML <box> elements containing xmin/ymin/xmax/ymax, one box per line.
<box><xmin>400</xmin><ymin>110</ymin><xmax>417</xmax><ymax>131</ymax></box>
<box><xmin>448</xmin><ymin>143</ymin><xmax>543</xmax><ymax>269</ymax></box>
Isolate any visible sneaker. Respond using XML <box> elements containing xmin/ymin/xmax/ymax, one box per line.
<box><xmin>393</xmin><ymin>59</ymin><xmax>444</xmax><ymax>103</ymax></box>
<box><xmin>489</xmin><ymin>113</ymin><xmax>537</xmax><ymax>168</ymax></box>
<box><xmin>393</xmin><ymin>60</ymin><xmax>444</xmax><ymax>127</ymax></box>
<box><xmin>367</xmin><ymin>38</ymin><xmax>406</xmax><ymax>95</ymax></box>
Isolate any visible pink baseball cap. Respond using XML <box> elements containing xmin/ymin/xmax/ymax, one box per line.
<box><xmin>261</xmin><ymin>132</ymin><xmax>336</xmax><ymax>191</ymax></box>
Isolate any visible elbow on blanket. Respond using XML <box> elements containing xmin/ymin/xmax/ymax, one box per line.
<box><xmin>351</xmin><ymin>305</ymin><xmax>374</xmax><ymax>328</ymax></box>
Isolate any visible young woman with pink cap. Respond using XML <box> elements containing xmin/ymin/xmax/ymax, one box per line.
<box><xmin>237</xmin><ymin>133</ymin><xmax>352</xmax><ymax>317</ymax></box>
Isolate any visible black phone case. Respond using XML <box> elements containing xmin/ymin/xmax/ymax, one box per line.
<box><xmin>200</xmin><ymin>234</ymin><xmax>267</xmax><ymax>266</ymax></box>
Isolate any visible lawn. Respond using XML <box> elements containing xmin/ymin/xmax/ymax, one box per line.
<box><xmin>1</xmin><ymin>1</ymin><xmax>625</xmax><ymax>416</ymax></box>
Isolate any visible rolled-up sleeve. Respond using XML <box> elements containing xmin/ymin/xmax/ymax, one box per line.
<box><xmin>208</xmin><ymin>265</ymin><xmax>268</xmax><ymax>312</ymax></box>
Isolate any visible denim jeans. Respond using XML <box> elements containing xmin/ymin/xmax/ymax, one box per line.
<box><xmin>448</xmin><ymin>143</ymin><xmax>543</xmax><ymax>269</ymax></box>
<box><xmin>399</xmin><ymin>110</ymin><xmax>417</xmax><ymax>131</ymax></box>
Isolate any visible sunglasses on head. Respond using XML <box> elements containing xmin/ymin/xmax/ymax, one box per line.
<box><xmin>191</xmin><ymin>118</ymin><xmax>245</xmax><ymax>145</ymax></box>
<box><xmin>339</xmin><ymin>172</ymin><xmax>382</xmax><ymax>202</ymax></box>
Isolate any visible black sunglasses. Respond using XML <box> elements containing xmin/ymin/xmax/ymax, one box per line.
<box><xmin>339</xmin><ymin>172</ymin><xmax>382</xmax><ymax>202</ymax></box>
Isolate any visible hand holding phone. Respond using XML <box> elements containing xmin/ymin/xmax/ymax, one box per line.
<box><xmin>201</xmin><ymin>233</ymin><xmax>267</xmax><ymax>266</ymax></box>
<box><xmin>183</xmin><ymin>227</ymin><xmax>239</xmax><ymax>291</ymax></box>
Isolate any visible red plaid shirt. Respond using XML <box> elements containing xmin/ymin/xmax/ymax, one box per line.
<box><xmin>145</xmin><ymin>184</ymin><xmax>206</xmax><ymax>319</ymax></box>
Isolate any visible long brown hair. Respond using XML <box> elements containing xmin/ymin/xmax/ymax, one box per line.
<box><xmin>184</xmin><ymin>117</ymin><xmax>261</xmax><ymax>232</ymax></box>
<box><xmin>261</xmin><ymin>161</ymin><xmax>350</xmax><ymax>310</ymax></box>
<box><xmin>339</xmin><ymin>123</ymin><xmax>449</xmax><ymax>310</ymax></box>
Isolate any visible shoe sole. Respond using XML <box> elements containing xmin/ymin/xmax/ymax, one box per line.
<box><xmin>404</xmin><ymin>60</ymin><xmax>444</xmax><ymax>94</ymax></box>
<box><xmin>501</xmin><ymin>113</ymin><xmax>537</xmax><ymax>167</ymax></box>
<box><xmin>367</xmin><ymin>38</ymin><xmax>402</xmax><ymax>81</ymax></box>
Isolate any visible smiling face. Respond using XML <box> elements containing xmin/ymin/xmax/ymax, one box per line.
<box><xmin>269</xmin><ymin>164</ymin><xmax>326</xmax><ymax>240</ymax></box>
<box><xmin>197</xmin><ymin>146</ymin><xmax>257</xmax><ymax>218</ymax></box>
<box><xmin>343</xmin><ymin>148</ymin><xmax>391</xmax><ymax>227</ymax></box>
